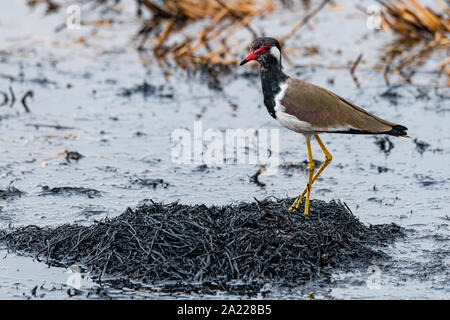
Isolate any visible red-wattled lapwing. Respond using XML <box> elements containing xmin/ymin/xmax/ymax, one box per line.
<box><xmin>239</xmin><ymin>37</ymin><xmax>408</xmax><ymax>215</ymax></box>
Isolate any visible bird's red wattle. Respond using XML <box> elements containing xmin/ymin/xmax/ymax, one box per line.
<box><xmin>244</xmin><ymin>44</ymin><xmax>271</xmax><ymax>62</ymax></box>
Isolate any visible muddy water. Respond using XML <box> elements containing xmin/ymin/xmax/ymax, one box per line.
<box><xmin>0</xmin><ymin>0</ymin><xmax>448</xmax><ymax>299</ymax></box>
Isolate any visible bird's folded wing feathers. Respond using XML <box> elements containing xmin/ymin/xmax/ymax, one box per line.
<box><xmin>280</xmin><ymin>78</ymin><xmax>399</xmax><ymax>133</ymax></box>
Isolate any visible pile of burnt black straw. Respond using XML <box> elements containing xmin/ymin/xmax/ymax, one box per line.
<box><xmin>0</xmin><ymin>198</ymin><xmax>403</xmax><ymax>295</ymax></box>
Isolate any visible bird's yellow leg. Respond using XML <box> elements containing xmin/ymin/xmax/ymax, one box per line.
<box><xmin>311</xmin><ymin>134</ymin><xmax>333</xmax><ymax>184</ymax></box>
<box><xmin>289</xmin><ymin>139</ymin><xmax>315</xmax><ymax>214</ymax></box>
<box><xmin>289</xmin><ymin>135</ymin><xmax>332</xmax><ymax>213</ymax></box>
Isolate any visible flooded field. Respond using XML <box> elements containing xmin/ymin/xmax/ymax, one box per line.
<box><xmin>0</xmin><ymin>0</ymin><xmax>449</xmax><ymax>299</ymax></box>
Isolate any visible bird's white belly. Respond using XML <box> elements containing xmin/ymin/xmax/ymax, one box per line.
<box><xmin>275</xmin><ymin>109</ymin><xmax>315</xmax><ymax>134</ymax></box>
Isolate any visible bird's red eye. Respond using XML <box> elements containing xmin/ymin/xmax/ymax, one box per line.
<box><xmin>264</xmin><ymin>45</ymin><xmax>271</xmax><ymax>51</ymax></box>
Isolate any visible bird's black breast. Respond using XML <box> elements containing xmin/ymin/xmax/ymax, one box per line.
<box><xmin>260</xmin><ymin>66</ymin><xmax>288</xmax><ymax>119</ymax></box>
<box><xmin>263</xmin><ymin>94</ymin><xmax>277</xmax><ymax>119</ymax></box>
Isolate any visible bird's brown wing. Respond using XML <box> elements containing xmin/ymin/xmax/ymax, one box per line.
<box><xmin>280</xmin><ymin>78</ymin><xmax>400</xmax><ymax>133</ymax></box>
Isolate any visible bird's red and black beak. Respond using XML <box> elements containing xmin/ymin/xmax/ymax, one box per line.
<box><xmin>239</xmin><ymin>51</ymin><xmax>258</xmax><ymax>66</ymax></box>
<box><xmin>239</xmin><ymin>44</ymin><xmax>271</xmax><ymax>66</ymax></box>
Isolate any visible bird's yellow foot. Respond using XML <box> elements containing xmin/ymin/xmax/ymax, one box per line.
<box><xmin>288</xmin><ymin>199</ymin><xmax>300</xmax><ymax>212</ymax></box>
<box><xmin>288</xmin><ymin>185</ymin><xmax>309</xmax><ymax>213</ymax></box>
<box><xmin>288</xmin><ymin>195</ymin><xmax>304</xmax><ymax>212</ymax></box>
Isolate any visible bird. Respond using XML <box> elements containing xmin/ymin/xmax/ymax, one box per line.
<box><xmin>239</xmin><ymin>37</ymin><xmax>408</xmax><ymax>215</ymax></box>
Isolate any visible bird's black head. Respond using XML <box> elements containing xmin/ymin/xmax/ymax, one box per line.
<box><xmin>239</xmin><ymin>37</ymin><xmax>282</xmax><ymax>68</ymax></box>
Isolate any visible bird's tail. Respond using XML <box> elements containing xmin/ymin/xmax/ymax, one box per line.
<box><xmin>387</xmin><ymin>125</ymin><xmax>408</xmax><ymax>137</ymax></box>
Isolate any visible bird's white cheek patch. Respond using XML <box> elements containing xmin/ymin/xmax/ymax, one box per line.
<box><xmin>270</xmin><ymin>46</ymin><xmax>281</xmax><ymax>62</ymax></box>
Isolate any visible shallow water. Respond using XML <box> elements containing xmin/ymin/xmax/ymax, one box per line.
<box><xmin>0</xmin><ymin>0</ymin><xmax>448</xmax><ymax>299</ymax></box>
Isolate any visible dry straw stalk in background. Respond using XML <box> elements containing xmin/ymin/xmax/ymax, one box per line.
<box><xmin>377</xmin><ymin>0</ymin><xmax>450</xmax><ymax>84</ymax></box>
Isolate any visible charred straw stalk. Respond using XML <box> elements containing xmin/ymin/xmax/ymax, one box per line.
<box><xmin>0</xmin><ymin>198</ymin><xmax>403</xmax><ymax>294</ymax></box>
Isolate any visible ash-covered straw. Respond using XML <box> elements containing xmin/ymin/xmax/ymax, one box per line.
<box><xmin>0</xmin><ymin>197</ymin><xmax>403</xmax><ymax>295</ymax></box>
